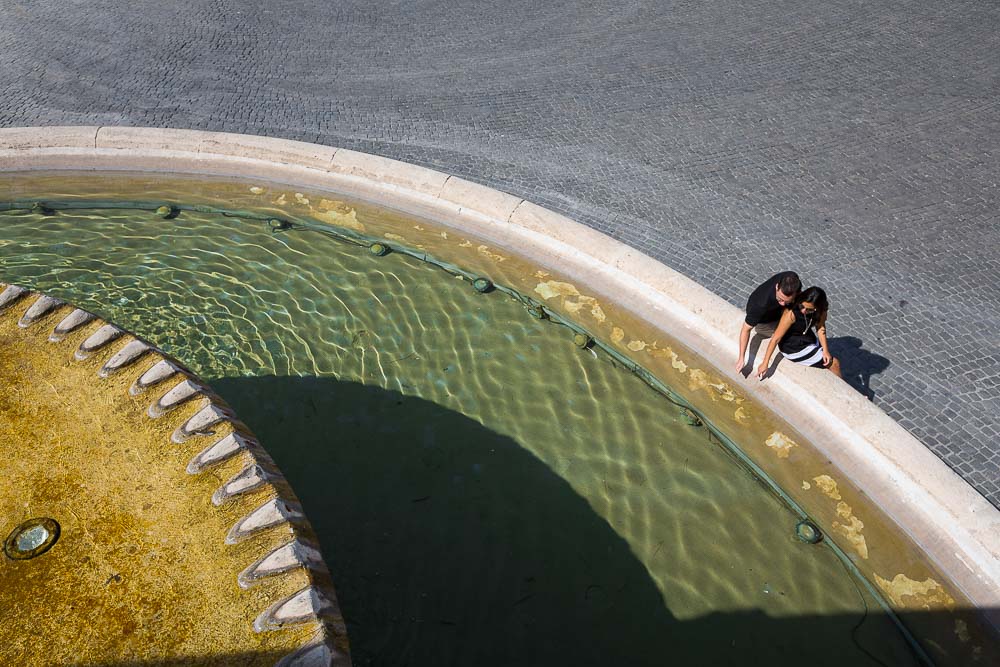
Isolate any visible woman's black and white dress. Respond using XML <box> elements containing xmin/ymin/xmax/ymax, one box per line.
<box><xmin>778</xmin><ymin>308</ymin><xmax>826</xmax><ymax>367</ymax></box>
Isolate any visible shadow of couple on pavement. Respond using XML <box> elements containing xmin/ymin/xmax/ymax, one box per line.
<box><xmin>829</xmin><ymin>336</ymin><xmax>891</xmax><ymax>400</ymax></box>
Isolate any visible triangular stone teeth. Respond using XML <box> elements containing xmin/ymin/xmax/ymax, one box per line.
<box><xmin>100</xmin><ymin>340</ymin><xmax>152</xmax><ymax>378</ymax></box>
<box><xmin>74</xmin><ymin>324</ymin><xmax>123</xmax><ymax>360</ymax></box>
<box><xmin>186</xmin><ymin>432</ymin><xmax>253</xmax><ymax>474</ymax></box>
<box><xmin>226</xmin><ymin>498</ymin><xmax>302</xmax><ymax>545</ymax></box>
<box><xmin>18</xmin><ymin>294</ymin><xmax>64</xmax><ymax>328</ymax></box>
<box><xmin>148</xmin><ymin>378</ymin><xmax>204</xmax><ymax>417</ymax></box>
<box><xmin>2</xmin><ymin>284</ymin><xmax>348</xmax><ymax>661</ymax></box>
<box><xmin>237</xmin><ymin>539</ymin><xmax>324</xmax><ymax>589</ymax></box>
<box><xmin>253</xmin><ymin>586</ymin><xmax>335</xmax><ymax>633</ymax></box>
<box><xmin>275</xmin><ymin>639</ymin><xmax>350</xmax><ymax>667</ymax></box>
<box><xmin>49</xmin><ymin>308</ymin><xmax>97</xmax><ymax>342</ymax></box>
<box><xmin>212</xmin><ymin>463</ymin><xmax>271</xmax><ymax>505</ymax></box>
<box><xmin>0</xmin><ymin>285</ymin><xmax>29</xmax><ymax>311</ymax></box>
<box><xmin>171</xmin><ymin>404</ymin><xmax>230</xmax><ymax>443</ymax></box>
<box><xmin>130</xmin><ymin>359</ymin><xmax>180</xmax><ymax>395</ymax></box>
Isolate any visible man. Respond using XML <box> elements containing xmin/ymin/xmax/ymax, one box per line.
<box><xmin>735</xmin><ymin>271</ymin><xmax>801</xmax><ymax>372</ymax></box>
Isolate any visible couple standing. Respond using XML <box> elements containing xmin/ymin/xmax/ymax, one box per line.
<box><xmin>735</xmin><ymin>271</ymin><xmax>842</xmax><ymax>380</ymax></box>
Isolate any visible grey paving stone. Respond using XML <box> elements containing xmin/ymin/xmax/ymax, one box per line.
<box><xmin>0</xmin><ymin>0</ymin><xmax>997</xmax><ymax>506</ymax></box>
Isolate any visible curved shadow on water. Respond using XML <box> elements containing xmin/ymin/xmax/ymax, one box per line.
<box><xmin>212</xmin><ymin>375</ymin><xmax>675</xmax><ymax>665</ymax></box>
<box><xmin>206</xmin><ymin>375</ymin><xmax>930</xmax><ymax>667</ymax></box>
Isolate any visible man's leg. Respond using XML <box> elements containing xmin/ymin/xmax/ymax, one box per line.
<box><xmin>739</xmin><ymin>321</ymin><xmax>778</xmax><ymax>375</ymax></box>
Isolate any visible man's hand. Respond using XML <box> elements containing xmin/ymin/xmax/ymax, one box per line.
<box><xmin>735</xmin><ymin>357</ymin><xmax>746</xmax><ymax>373</ymax></box>
<box><xmin>757</xmin><ymin>363</ymin><xmax>769</xmax><ymax>380</ymax></box>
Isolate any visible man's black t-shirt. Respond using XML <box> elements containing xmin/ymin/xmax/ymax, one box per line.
<box><xmin>744</xmin><ymin>271</ymin><xmax>796</xmax><ymax>326</ymax></box>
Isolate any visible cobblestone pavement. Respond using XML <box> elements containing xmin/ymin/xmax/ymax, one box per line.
<box><xmin>2</xmin><ymin>0</ymin><xmax>998</xmax><ymax>505</ymax></box>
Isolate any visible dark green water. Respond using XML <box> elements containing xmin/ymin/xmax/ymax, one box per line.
<box><xmin>0</xmin><ymin>202</ymin><xmax>920</xmax><ymax>666</ymax></box>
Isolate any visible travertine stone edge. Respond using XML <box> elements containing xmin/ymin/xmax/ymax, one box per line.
<box><xmin>0</xmin><ymin>282</ymin><xmax>351</xmax><ymax>667</ymax></box>
<box><xmin>0</xmin><ymin>126</ymin><xmax>99</xmax><ymax>150</ymax></box>
<box><xmin>2</xmin><ymin>126</ymin><xmax>998</xmax><ymax>631</ymax></box>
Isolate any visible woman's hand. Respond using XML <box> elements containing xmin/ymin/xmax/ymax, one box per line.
<box><xmin>823</xmin><ymin>350</ymin><xmax>832</xmax><ymax>367</ymax></box>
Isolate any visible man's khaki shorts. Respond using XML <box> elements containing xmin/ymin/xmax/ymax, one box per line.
<box><xmin>753</xmin><ymin>321</ymin><xmax>778</xmax><ymax>337</ymax></box>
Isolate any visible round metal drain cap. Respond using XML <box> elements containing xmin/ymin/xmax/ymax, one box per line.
<box><xmin>3</xmin><ymin>517</ymin><xmax>60</xmax><ymax>560</ymax></box>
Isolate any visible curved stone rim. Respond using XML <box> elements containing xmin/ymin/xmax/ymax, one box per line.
<box><xmin>0</xmin><ymin>282</ymin><xmax>351</xmax><ymax>667</ymax></box>
<box><xmin>1</xmin><ymin>125</ymin><xmax>997</xmax><ymax>631</ymax></box>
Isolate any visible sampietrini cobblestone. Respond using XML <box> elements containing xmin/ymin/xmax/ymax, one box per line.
<box><xmin>1</xmin><ymin>0</ymin><xmax>998</xmax><ymax>506</ymax></box>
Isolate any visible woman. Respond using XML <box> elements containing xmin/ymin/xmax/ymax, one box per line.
<box><xmin>756</xmin><ymin>286</ymin><xmax>841</xmax><ymax>379</ymax></box>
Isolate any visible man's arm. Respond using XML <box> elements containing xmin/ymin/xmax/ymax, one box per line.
<box><xmin>736</xmin><ymin>322</ymin><xmax>753</xmax><ymax>372</ymax></box>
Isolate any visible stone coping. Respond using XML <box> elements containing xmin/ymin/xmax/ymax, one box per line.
<box><xmin>2</xmin><ymin>126</ymin><xmax>998</xmax><ymax>633</ymax></box>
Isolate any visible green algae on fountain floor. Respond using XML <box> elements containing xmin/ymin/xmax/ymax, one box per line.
<box><xmin>0</xmin><ymin>204</ymin><xmax>921</xmax><ymax>666</ymax></box>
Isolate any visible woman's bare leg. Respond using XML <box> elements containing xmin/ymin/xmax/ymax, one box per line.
<box><xmin>828</xmin><ymin>357</ymin><xmax>842</xmax><ymax>378</ymax></box>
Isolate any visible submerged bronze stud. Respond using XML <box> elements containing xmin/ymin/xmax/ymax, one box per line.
<box><xmin>527</xmin><ymin>306</ymin><xmax>546</xmax><ymax>319</ymax></box>
<box><xmin>795</xmin><ymin>520</ymin><xmax>823</xmax><ymax>544</ymax></box>
<box><xmin>472</xmin><ymin>277</ymin><xmax>493</xmax><ymax>293</ymax></box>
<box><xmin>155</xmin><ymin>205</ymin><xmax>177</xmax><ymax>219</ymax></box>
<box><xmin>368</xmin><ymin>242</ymin><xmax>390</xmax><ymax>256</ymax></box>
<box><xmin>573</xmin><ymin>333</ymin><xmax>592</xmax><ymax>348</ymax></box>
<box><xmin>3</xmin><ymin>517</ymin><xmax>60</xmax><ymax>560</ymax></box>
<box><xmin>680</xmin><ymin>408</ymin><xmax>703</xmax><ymax>427</ymax></box>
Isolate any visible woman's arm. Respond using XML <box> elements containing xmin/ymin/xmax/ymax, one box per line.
<box><xmin>757</xmin><ymin>309</ymin><xmax>794</xmax><ymax>379</ymax></box>
<box><xmin>816</xmin><ymin>310</ymin><xmax>832</xmax><ymax>366</ymax></box>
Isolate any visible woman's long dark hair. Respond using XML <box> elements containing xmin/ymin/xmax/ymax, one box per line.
<box><xmin>797</xmin><ymin>286</ymin><xmax>829</xmax><ymax>317</ymax></box>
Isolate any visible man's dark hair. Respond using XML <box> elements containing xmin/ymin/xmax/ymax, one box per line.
<box><xmin>778</xmin><ymin>273</ymin><xmax>802</xmax><ymax>296</ymax></box>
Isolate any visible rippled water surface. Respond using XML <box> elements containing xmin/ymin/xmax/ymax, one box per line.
<box><xmin>0</xmin><ymin>201</ymin><xmax>919</xmax><ymax>666</ymax></box>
